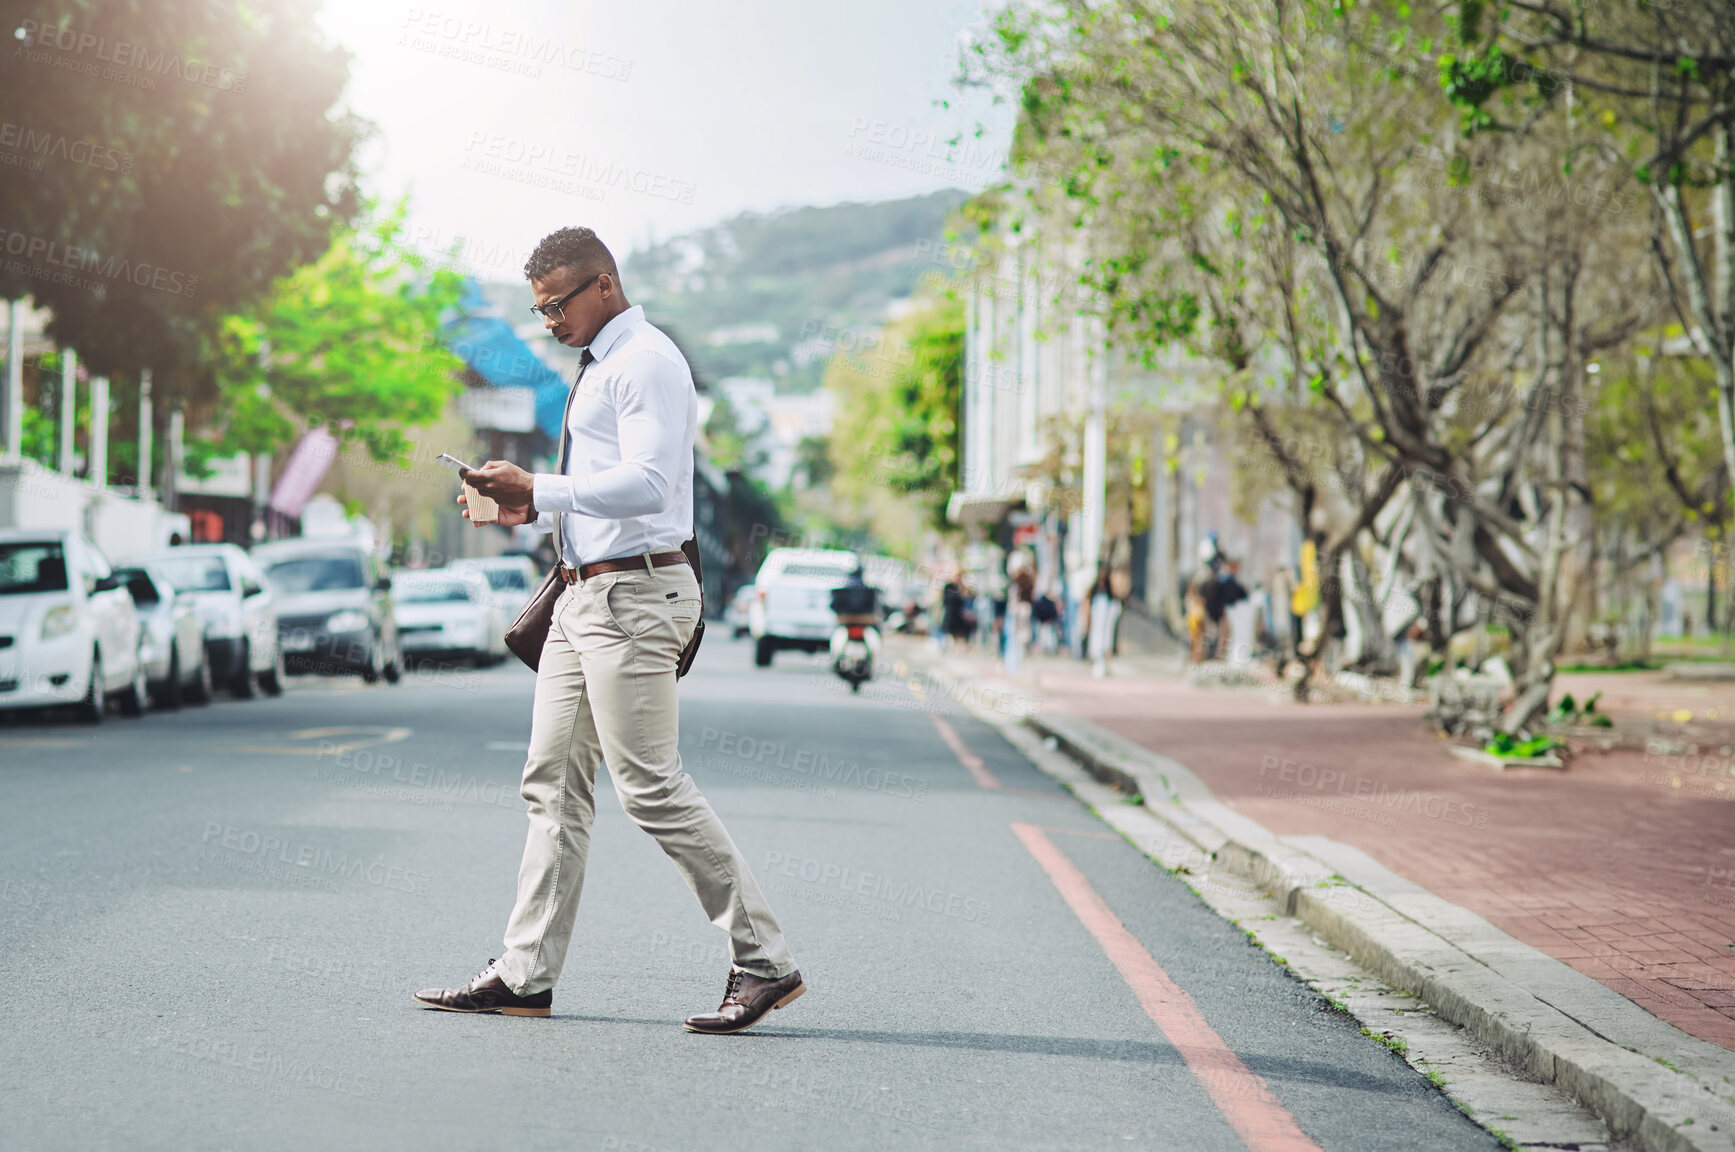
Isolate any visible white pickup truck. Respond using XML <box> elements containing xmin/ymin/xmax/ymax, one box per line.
<box><xmin>747</xmin><ymin>548</ymin><xmax>861</xmax><ymax>667</ymax></box>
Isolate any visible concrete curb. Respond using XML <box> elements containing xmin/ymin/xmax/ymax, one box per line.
<box><xmin>1025</xmin><ymin>707</ymin><xmax>1735</xmax><ymax>1152</ymax></box>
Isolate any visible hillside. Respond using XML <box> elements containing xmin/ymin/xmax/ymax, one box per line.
<box><xmin>622</xmin><ymin>189</ymin><xmax>971</xmax><ymax>393</ymax></box>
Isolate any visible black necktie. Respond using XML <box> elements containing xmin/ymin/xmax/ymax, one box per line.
<box><xmin>551</xmin><ymin>348</ymin><xmax>595</xmax><ymax>567</ymax></box>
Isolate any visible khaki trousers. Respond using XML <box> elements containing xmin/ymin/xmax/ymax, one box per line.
<box><xmin>497</xmin><ymin>563</ymin><xmax>795</xmax><ymax>995</ymax></box>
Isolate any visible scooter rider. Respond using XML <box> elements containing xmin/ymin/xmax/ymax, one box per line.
<box><xmin>828</xmin><ymin>563</ymin><xmax>881</xmax><ymax>679</ymax></box>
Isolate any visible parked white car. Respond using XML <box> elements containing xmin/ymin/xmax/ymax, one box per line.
<box><xmin>113</xmin><ymin>564</ymin><xmax>214</xmax><ymax>709</ymax></box>
<box><xmin>392</xmin><ymin>570</ymin><xmax>506</xmax><ymax>666</ymax></box>
<box><xmin>0</xmin><ymin>529</ymin><xmax>148</xmax><ymax>721</ymax></box>
<box><xmin>450</xmin><ymin>555</ymin><xmax>541</xmax><ymax>620</ymax></box>
<box><xmin>136</xmin><ymin>544</ymin><xmax>284</xmax><ymax>697</ymax></box>
<box><xmin>748</xmin><ymin>548</ymin><xmax>863</xmax><ymax>667</ymax></box>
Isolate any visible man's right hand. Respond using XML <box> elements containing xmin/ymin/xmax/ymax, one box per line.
<box><xmin>458</xmin><ymin>491</ymin><xmax>537</xmax><ymax>527</ymax></box>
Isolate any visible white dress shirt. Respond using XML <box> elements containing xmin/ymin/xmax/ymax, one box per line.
<box><xmin>531</xmin><ymin>305</ymin><xmax>697</xmax><ymax>566</ymax></box>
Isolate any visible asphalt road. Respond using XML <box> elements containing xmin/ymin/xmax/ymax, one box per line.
<box><xmin>0</xmin><ymin>634</ymin><xmax>1500</xmax><ymax>1152</ymax></box>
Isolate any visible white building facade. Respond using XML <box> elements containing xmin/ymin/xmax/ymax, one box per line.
<box><xmin>954</xmin><ymin>232</ymin><xmax>1297</xmax><ymax>628</ymax></box>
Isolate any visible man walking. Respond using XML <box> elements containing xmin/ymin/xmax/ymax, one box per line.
<box><xmin>413</xmin><ymin>226</ymin><xmax>803</xmax><ymax>1034</ymax></box>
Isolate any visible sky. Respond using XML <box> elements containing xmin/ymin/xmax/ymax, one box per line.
<box><xmin>318</xmin><ymin>0</ymin><xmax>1017</xmax><ymax>280</ymax></box>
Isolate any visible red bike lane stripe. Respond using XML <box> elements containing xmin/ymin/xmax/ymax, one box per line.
<box><xmin>930</xmin><ymin>714</ymin><xmax>1003</xmax><ymax>789</ymax></box>
<box><xmin>1011</xmin><ymin>822</ymin><xmax>1323</xmax><ymax>1152</ymax></box>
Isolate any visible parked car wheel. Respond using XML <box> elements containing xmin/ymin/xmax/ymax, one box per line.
<box><xmin>155</xmin><ymin>652</ymin><xmax>184</xmax><ymax>711</ymax></box>
<box><xmin>117</xmin><ymin>650</ymin><xmax>149</xmax><ymax>717</ymax></box>
<box><xmin>77</xmin><ymin>649</ymin><xmax>105</xmax><ymax>724</ymax></box>
<box><xmin>186</xmin><ymin>650</ymin><xmax>214</xmax><ymax>705</ymax></box>
<box><xmin>232</xmin><ymin>641</ymin><xmax>257</xmax><ymax>698</ymax></box>
<box><xmin>754</xmin><ymin>636</ymin><xmax>776</xmax><ymax>667</ymax></box>
<box><xmin>259</xmin><ymin>646</ymin><xmax>285</xmax><ymax>697</ymax></box>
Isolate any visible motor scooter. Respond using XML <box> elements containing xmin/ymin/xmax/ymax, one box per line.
<box><xmin>829</xmin><ymin>580</ymin><xmax>880</xmax><ymax>694</ymax></box>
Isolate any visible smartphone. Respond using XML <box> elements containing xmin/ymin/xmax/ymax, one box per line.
<box><xmin>436</xmin><ymin>453</ymin><xmax>476</xmax><ymax>473</ymax></box>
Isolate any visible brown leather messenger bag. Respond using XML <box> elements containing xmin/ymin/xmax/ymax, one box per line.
<box><xmin>505</xmin><ymin>540</ymin><xmax>705</xmax><ymax>675</ymax></box>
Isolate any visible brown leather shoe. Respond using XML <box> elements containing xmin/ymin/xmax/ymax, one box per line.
<box><xmin>413</xmin><ymin>959</ymin><xmax>552</xmax><ymax>1017</ymax></box>
<box><xmin>683</xmin><ymin>967</ymin><xmax>804</xmax><ymax>1034</ymax></box>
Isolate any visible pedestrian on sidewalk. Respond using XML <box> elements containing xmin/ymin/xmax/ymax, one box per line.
<box><xmin>1088</xmin><ymin>562</ymin><xmax>1121</xmax><ymax>677</ymax></box>
<box><xmin>419</xmin><ymin>226</ymin><xmax>802</xmax><ymax>1033</ymax></box>
<box><xmin>1032</xmin><ymin>587</ymin><xmax>1060</xmax><ymax>654</ymax></box>
<box><xmin>1186</xmin><ymin>538</ymin><xmax>1222</xmax><ymax>662</ymax></box>
<box><xmin>1219</xmin><ymin>557</ymin><xmax>1252</xmax><ymax>665</ymax></box>
<box><xmin>940</xmin><ymin>574</ymin><xmax>973</xmax><ymax>649</ymax></box>
<box><xmin>1005</xmin><ymin>553</ymin><xmax>1035</xmax><ymax>675</ymax></box>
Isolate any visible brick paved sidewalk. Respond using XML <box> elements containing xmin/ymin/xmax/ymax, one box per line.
<box><xmin>912</xmin><ymin>641</ymin><xmax>1735</xmax><ymax>1049</ymax></box>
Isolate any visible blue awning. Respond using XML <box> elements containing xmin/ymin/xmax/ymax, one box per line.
<box><xmin>442</xmin><ymin>280</ymin><xmax>569</xmax><ymax>440</ymax></box>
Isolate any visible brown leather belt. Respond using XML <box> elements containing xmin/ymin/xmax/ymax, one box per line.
<box><xmin>558</xmin><ymin>549</ymin><xmax>690</xmax><ymax>584</ymax></box>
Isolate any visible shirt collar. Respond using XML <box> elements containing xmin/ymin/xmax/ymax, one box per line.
<box><xmin>584</xmin><ymin>305</ymin><xmax>643</xmax><ymax>362</ymax></box>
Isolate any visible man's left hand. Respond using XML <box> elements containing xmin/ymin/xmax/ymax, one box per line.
<box><xmin>460</xmin><ymin>460</ymin><xmax>535</xmax><ymax>503</ymax></box>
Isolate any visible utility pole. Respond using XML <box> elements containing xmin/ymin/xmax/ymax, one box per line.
<box><xmin>251</xmin><ymin>339</ymin><xmax>271</xmax><ymax>541</ymax></box>
<box><xmin>89</xmin><ymin>376</ymin><xmax>109</xmax><ymax>489</ymax></box>
<box><xmin>4</xmin><ymin>299</ymin><xmax>21</xmax><ymax>457</ymax></box>
<box><xmin>59</xmin><ymin>350</ymin><xmax>77</xmax><ymax>475</ymax></box>
<box><xmin>1081</xmin><ymin>326</ymin><xmax>1108</xmax><ymax>583</ymax></box>
<box><xmin>138</xmin><ymin>368</ymin><xmax>153</xmax><ymax>498</ymax></box>
<box><xmin>166</xmin><ymin>407</ymin><xmax>183</xmax><ymax>512</ymax></box>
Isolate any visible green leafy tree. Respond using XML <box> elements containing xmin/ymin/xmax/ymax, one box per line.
<box><xmin>0</xmin><ymin>0</ymin><xmax>364</xmax><ymax>381</ymax></box>
<box><xmin>970</xmin><ymin>0</ymin><xmax>1656</xmax><ymax>724</ymax></box>
<box><xmin>1444</xmin><ymin>0</ymin><xmax>1735</xmax><ymax>620</ymax></box>
<box><xmin>202</xmin><ymin>208</ymin><xmax>465</xmax><ymax>463</ymax></box>
<box><xmin>826</xmin><ymin>292</ymin><xmax>963</xmax><ymax>533</ymax></box>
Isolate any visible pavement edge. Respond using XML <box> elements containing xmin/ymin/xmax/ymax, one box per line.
<box><xmin>1023</xmin><ymin>705</ymin><xmax>1735</xmax><ymax>1152</ymax></box>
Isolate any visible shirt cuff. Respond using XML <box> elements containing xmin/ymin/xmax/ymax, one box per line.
<box><xmin>533</xmin><ymin>473</ymin><xmax>578</xmax><ymax>515</ymax></box>
<box><xmin>532</xmin><ymin>510</ymin><xmax>554</xmax><ymax>533</ymax></box>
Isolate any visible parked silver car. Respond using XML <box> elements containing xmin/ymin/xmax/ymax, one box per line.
<box><xmin>450</xmin><ymin>555</ymin><xmax>540</xmax><ymax>619</ymax></box>
<box><xmin>113</xmin><ymin>565</ymin><xmax>214</xmax><ymax>709</ymax></box>
<box><xmin>136</xmin><ymin>544</ymin><xmax>284</xmax><ymax>697</ymax></box>
<box><xmin>392</xmin><ymin>570</ymin><xmax>507</xmax><ymax>667</ymax></box>
<box><xmin>256</xmin><ymin>538</ymin><xmax>401</xmax><ymax>682</ymax></box>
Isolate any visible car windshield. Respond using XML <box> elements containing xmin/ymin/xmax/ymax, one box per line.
<box><xmin>0</xmin><ymin>542</ymin><xmax>68</xmax><ymax>595</ymax></box>
<box><xmin>482</xmin><ymin>569</ymin><xmax>528</xmax><ymax>591</ymax></box>
<box><xmin>265</xmin><ymin>555</ymin><xmax>366</xmax><ymax>594</ymax></box>
<box><xmin>397</xmin><ymin>579</ymin><xmax>473</xmax><ymax>604</ymax></box>
<box><xmin>149</xmin><ymin>555</ymin><xmax>231</xmax><ymax>592</ymax></box>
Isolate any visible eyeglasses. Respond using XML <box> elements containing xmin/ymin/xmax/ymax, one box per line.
<box><xmin>529</xmin><ymin>273</ymin><xmax>602</xmax><ymax>322</ymax></box>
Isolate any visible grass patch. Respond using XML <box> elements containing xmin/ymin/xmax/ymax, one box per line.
<box><xmin>1361</xmin><ymin>1027</ymin><xmax>1408</xmax><ymax>1055</ymax></box>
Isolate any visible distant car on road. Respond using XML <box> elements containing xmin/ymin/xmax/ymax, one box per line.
<box><xmin>0</xmin><ymin>528</ymin><xmax>148</xmax><ymax>721</ymax></box>
<box><xmin>137</xmin><ymin>543</ymin><xmax>283</xmax><ymax>698</ymax></box>
<box><xmin>748</xmin><ymin>548</ymin><xmax>862</xmax><ymax>667</ymax></box>
<box><xmin>392</xmin><ymin>570</ymin><xmax>507</xmax><ymax>667</ymax></box>
<box><xmin>450</xmin><ymin>554</ymin><xmax>541</xmax><ymax>620</ymax></box>
<box><xmin>113</xmin><ymin>565</ymin><xmax>214</xmax><ymax>709</ymax></box>
<box><xmin>255</xmin><ymin>538</ymin><xmax>401</xmax><ymax>683</ymax></box>
<box><xmin>726</xmin><ymin>583</ymin><xmax>755</xmax><ymax>638</ymax></box>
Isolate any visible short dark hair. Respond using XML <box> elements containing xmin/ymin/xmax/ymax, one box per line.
<box><xmin>524</xmin><ymin>226</ymin><xmax>620</xmax><ymax>284</ymax></box>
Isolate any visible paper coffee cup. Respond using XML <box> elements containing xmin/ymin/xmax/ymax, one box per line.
<box><xmin>463</xmin><ymin>483</ymin><xmax>500</xmax><ymax>525</ymax></box>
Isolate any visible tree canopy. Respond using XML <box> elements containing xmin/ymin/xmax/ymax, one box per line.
<box><xmin>0</xmin><ymin>0</ymin><xmax>365</xmax><ymax>380</ymax></box>
<box><xmin>201</xmin><ymin>208</ymin><xmax>467</xmax><ymax>467</ymax></box>
<box><xmin>967</xmin><ymin>0</ymin><xmax>1675</xmax><ymax>724</ymax></box>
